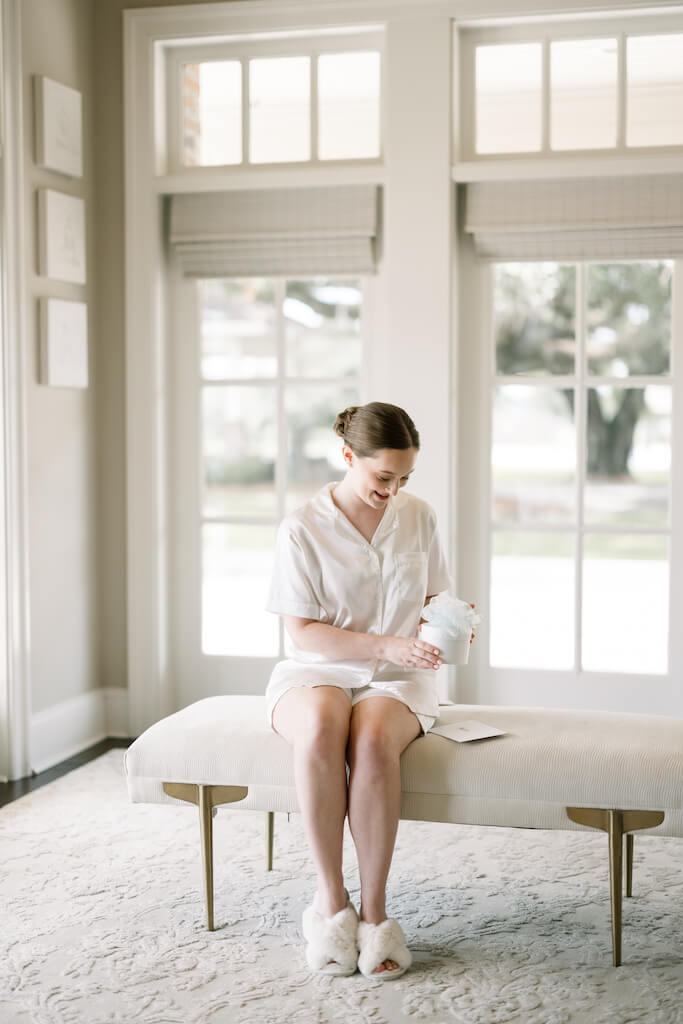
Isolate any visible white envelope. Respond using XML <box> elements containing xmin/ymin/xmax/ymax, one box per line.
<box><xmin>431</xmin><ymin>719</ymin><xmax>506</xmax><ymax>743</ymax></box>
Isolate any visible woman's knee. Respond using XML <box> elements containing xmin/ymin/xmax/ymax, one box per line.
<box><xmin>348</xmin><ymin>719</ymin><xmax>396</xmax><ymax>771</ymax></box>
<box><xmin>348</xmin><ymin>700</ymin><xmax>419</xmax><ymax>768</ymax></box>
<box><xmin>274</xmin><ymin>685</ymin><xmax>351</xmax><ymax>751</ymax></box>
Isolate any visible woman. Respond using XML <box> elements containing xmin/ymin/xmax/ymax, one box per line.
<box><xmin>265</xmin><ymin>402</ymin><xmax>454</xmax><ymax>980</ymax></box>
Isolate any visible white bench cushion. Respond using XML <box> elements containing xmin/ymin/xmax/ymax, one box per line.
<box><xmin>124</xmin><ymin>696</ymin><xmax>683</xmax><ymax>836</ymax></box>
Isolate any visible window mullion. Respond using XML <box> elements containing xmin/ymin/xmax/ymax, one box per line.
<box><xmin>541</xmin><ymin>35</ymin><xmax>550</xmax><ymax>154</ymax></box>
<box><xmin>242</xmin><ymin>58</ymin><xmax>250</xmax><ymax>166</ymax></box>
<box><xmin>617</xmin><ymin>32</ymin><xmax>627</xmax><ymax>151</ymax></box>
<box><xmin>575</xmin><ymin>262</ymin><xmax>587</xmax><ymax>673</ymax></box>
<box><xmin>310</xmin><ymin>55</ymin><xmax>319</xmax><ymax>163</ymax></box>
<box><xmin>276</xmin><ymin>280</ymin><xmax>287</xmax><ymax>657</ymax></box>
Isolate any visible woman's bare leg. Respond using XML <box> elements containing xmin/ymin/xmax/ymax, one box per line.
<box><xmin>346</xmin><ymin>696</ymin><xmax>421</xmax><ymax>973</ymax></box>
<box><xmin>272</xmin><ymin>685</ymin><xmax>352</xmax><ymax>918</ymax></box>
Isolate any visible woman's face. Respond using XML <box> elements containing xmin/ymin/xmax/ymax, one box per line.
<box><xmin>342</xmin><ymin>445</ymin><xmax>418</xmax><ymax>510</ymax></box>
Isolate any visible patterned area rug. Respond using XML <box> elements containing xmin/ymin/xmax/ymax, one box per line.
<box><xmin>1</xmin><ymin>750</ymin><xmax>682</xmax><ymax>1024</ymax></box>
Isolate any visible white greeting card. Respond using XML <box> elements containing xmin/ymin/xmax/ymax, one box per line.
<box><xmin>431</xmin><ymin>720</ymin><xmax>506</xmax><ymax>743</ymax></box>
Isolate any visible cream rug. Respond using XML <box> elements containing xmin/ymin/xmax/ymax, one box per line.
<box><xmin>1</xmin><ymin>750</ymin><xmax>682</xmax><ymax>1024</ymax></box>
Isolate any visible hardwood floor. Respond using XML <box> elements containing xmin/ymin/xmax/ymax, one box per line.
<box><xmin>0</xmin><ymin>738</ymin><xmax>135</xmax><ymax>809</ymax></box>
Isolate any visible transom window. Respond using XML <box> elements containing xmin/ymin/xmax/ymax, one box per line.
<box><xmin>490</xmin><ymin>261</ymin><xmax>673</xmax><ymax>674</ymax></box>
<box><xmin>460</xmin><ymin>21</ymin><xmax>683</xmax><ymax>157</ymax></box>
<box><xmin>166</xmin><ymin>29</ymin><xmax>383</xmax><ymax>170</ymax></box>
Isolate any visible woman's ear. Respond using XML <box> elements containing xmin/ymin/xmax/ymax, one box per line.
<box><xmin>342</xmin><ymin>444</ymin><xmax>354</xmax><ymax>467</ymax></box>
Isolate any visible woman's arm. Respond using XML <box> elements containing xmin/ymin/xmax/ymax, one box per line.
<box><xmin>282</xmin><ymin>616</ymin><xmax>442</xmax><ymax>670</ymax></box>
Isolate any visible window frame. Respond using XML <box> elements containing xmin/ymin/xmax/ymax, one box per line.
<box><xmin>472</xmin><ymin>257</ymin><xmax>683</xmax><ymax>706</ymax></box>
<box><xmin>164</xmin><ymin>28</ymin><xmax>386</xmax><ymax>175</ymax></box>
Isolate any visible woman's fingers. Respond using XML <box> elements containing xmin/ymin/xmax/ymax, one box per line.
<box><xmin>413</xmin><ymin>640</ymin><xmax>441</xmax><ymax>668</ymax></box>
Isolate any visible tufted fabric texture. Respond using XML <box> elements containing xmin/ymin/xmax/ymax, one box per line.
<box><xmin>1</xmin><ymin>750</ymin><xmax>682</xmax><ymax>1023</ymax></box>
<box><xmin>124</xmin><ymin>696</ymin><xmax>683</xmax><ymax>835</ymax></box>
<box><xmin>301</xmin><ymin>897</ymin><xmax>359</xmax><ymax>975</ymax></box>
<box><xmin>357</xmin><ymin>918</ymin><xmax>413</xmax><ymax>980</ymax></box>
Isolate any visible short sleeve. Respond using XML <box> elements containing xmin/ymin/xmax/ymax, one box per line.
<box><xmin>266</xmin><ymin>519</ymin><xmax>322</xmax><ymax>620</ymax></box>
<box><xmin>426</xmin><ymin>512</ymin><xmax>452</xmax><ymax>596</ymax></box>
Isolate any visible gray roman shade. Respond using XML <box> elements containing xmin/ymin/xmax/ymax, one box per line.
<box><xmin>464</xmin><ymin>174</ymin><xmax>683</xmax><ymax>260</ymax></box>
<box><xmin>168</xmin><ymin>185</ymin><xmax>381</xmax><ymax>276</ymax></box>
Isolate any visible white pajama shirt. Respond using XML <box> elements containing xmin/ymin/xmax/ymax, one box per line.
<box><xmin>265</xmin><ymin>481</ymin><xmax>452</xmax><ymax>734</ymax></box>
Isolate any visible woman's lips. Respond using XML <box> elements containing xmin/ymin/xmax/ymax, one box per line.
<box><xmin>374</xmin><ymin>491</ymin><xmax>390</xmax><ymax>500</ymax></box>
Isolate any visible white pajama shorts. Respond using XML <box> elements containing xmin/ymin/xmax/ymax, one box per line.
<box><xmin>265</xmin><ymin>673</ymin><xmax>438</xmax><ymax>736</ymax></box>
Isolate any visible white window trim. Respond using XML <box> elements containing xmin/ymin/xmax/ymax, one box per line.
<box><xmin>126</xmin><ymin>0</ymin><xmax>669</xmax><ymax>733</ymax></box>
<box><xmin>0</xmin><ymin>0</ymin><xmax>31</xmax><ymax>781</ymax></box>
<box><xmin>125</xmin><ymin>0</ymin><xmax>456</xmax><ymax>732</ymax></box>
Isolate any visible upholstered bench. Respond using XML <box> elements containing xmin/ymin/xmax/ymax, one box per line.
<box><xmin>124</xmin><ymin>695</ymin><xmax>683</xmax><ymax>967</ymax></box>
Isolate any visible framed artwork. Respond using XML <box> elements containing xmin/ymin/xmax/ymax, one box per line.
<box><xmin>39</xmin><ymin>298</ymin><xmax>88</xmax><ymax>388</ymax></box>
<box><xmin>38</xmin><ymin>189</ymin><xmax>86</xmax><ymax>284</ymax></box>
<box><xmin>34</xmin><ymin>75</ymin><xmax>83</xmax><ymax>178</ymax></box>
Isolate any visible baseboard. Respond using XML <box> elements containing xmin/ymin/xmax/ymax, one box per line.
<box><xmin>103</xmin><ymin>687</ymin><xmax>130</xmax><ymax>738</ymax></box>
<box><xmin>30</xmin><ymin>687</ymin><xmax>129</xmax><ymax>775</ymax></box>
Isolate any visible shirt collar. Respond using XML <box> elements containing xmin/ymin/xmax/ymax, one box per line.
<box><xmin>318</xmin><ymin>482</ymin><xmax>399</xmax><ymax>536</ymax></box>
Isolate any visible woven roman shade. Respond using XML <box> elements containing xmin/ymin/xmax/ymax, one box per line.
<box><xmin>168</xmin><ymin>185</ymin><xmax>381</xmax><ymax>276</ymax></box>
<box><xmin>464</xmin><ymin>175</ymin><xmax>683</xmax><ymax>260</ymax></box>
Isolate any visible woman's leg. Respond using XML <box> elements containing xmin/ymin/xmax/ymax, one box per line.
<box><xmin>272</xmin><ymin>685</ymin><xmax>353</xmax><ymax>918</ymax></box>
<box><xmin>346</xmin><ymin>696</ymin><xmax>421</xmax><ymax>973</ymax></box>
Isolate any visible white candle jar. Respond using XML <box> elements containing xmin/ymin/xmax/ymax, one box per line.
<box><xmin>420</xmin><ymin>625</ymin><xmax>471</xmax><ymax>664</ymax></box>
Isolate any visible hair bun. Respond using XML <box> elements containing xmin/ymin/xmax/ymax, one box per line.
<box><xmin>333</xmin><ymin>406</ymin><xmax>359</xmax><ymax>439</ymax></box>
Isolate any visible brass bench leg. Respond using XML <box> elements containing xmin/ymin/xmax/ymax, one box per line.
<box><xmin>266</xmin><ymin>811</ymin><xmax>274</xmax><ymax>871</ymax></box>
<box><xmin>567</xmin><ymin>807</ymin><xmax>664</xmax><ymax>966</ymax></box>
<box><xmin>626</xmin><ymin>834</ymin><xmax>634</xmax><ymax>898</ymax></box>
<box><xmin>163</xmin><ymin>782</ymin><xmax>248</xmax><ymax>930</ymax></box>
<box><xmin>198</xmin><ymin>787</ymin><xmax>214</xmax><ymax>930</ymax></box>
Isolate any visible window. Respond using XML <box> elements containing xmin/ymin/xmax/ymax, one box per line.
<box><xmin>490</xmin><ymin>261</ymin><xmax>672</xmax><ymax>674</ymax></box>
<box><xmin>462</xmin><ymin>23</ymin><xmax>683</xmax><ymax>159</ymax></box>
<box><xmin>174</xmin><ymin>31</ymin><xmax>383</xmax><ymax>170</ymax></box>
<box><xmin>199</xmin><ymin>277</ymin><xmax>363</xmax><ymax>656</ymax></box>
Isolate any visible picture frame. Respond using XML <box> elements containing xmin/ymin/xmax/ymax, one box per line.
<box><xmin>34</xmin><ymin>75</ymin><xmax>83</xmax><ymax>178</ymax></box>
<box><xmin>38</xmin><ymin>189</ymin><xmax>86</xmax><ymax>284</ymax></box>
<box><xmin>39</xmin><ymin>298</ymin><xmax>88</xmax><ymax>389</ymax></box>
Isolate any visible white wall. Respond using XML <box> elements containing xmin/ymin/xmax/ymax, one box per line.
<box><xmin>21</xmin><ymin>0</ymin><xmax>98</xmax><ymax>716</ymax></box>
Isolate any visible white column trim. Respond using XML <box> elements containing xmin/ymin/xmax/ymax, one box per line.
<box><xmin>124</xmin><ymin>13</ymin><xmax>173</xmax><ymax>736</ymax></box>
<box><xmin>0</xmin><ymin>0</ymin><xmax>31</xmax><ymax>782</ymax></box>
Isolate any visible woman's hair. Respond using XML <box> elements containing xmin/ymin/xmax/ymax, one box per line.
<box><xmin>333</xmin><ymin>402</ymin><xmax>420</xmax><ymax>457</ymax></box>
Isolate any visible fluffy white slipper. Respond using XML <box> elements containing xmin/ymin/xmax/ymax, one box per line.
<box><xmin>357</xmin><ymin>918</ymin><xmax>412</xmax><ymax>981</ymax></box>
<box><xmin>301</xmin><ymin>890</ymin><xmax>359</xmax><ymax>976</ymax></box>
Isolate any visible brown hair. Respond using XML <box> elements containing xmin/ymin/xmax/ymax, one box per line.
<box><xmin>333</xmin><ymin>402</ymin><xmax>420</xmax><ymax>457</ymax></box>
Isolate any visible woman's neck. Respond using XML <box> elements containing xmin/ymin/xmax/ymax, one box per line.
<box><xmin>331</xmin><ymin>480</ymin><xmax>385</xmax><ymax>538</ymax></box>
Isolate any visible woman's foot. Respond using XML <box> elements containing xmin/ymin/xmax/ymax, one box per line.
<box><xmin>302</xmin><ymin>889</ymin><xmax>360</xmax><ymax>975</ymax></box>
<box><xmin>360</xmin><ymin>907</ymin><xmax>401</xmax><ymax>974</ymax></box>
<box><xmin>357</xmin><ymin>918</ymin><xmax>412</xmax><ymax>981</ymax></box>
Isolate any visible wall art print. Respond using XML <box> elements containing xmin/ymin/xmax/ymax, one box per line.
<box><xmin>39</xmin><ymin>298</ymin><xmax>88</xmax><ymax>389</ymax></box>
<box><xmin>38</xmin><ymin>189</ymin><xmax>86</xmax><ymax>284</ymax></box>
<box><xmin>34</xmin><ymin>75</ymin><xmax>83</xmax><ymax>178</ymax></box>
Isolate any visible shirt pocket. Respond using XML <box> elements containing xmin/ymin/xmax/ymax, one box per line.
<box><xmin>395</xmin><ymin>551</ymin><xmax>429</xmax><ymax>603</ymax></box>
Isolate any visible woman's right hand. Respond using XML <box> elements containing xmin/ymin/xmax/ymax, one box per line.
<box><xmin>380</xmin><ymin>635</ymin><xmax>443</xmax><ymax>670</ymax></box>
